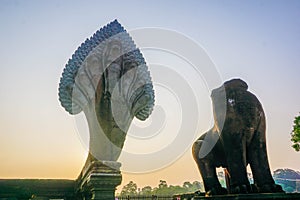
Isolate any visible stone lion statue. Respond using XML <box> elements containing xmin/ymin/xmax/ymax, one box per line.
<box><xmin>192</xmin><ymin>79</ymin><xmax>284</xmax><ymax>195</ymax></box>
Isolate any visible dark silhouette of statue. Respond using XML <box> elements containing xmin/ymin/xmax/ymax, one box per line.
<box><xmin>192</xmin><ymin>79</ymin><xmax>284</xmax><ymax>196</ymax></box>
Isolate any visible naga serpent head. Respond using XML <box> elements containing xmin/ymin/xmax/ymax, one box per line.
<box><xmin>58</xmin><ymin>20</ymin><xmax>155</xmax><ymax>161</ymax></box>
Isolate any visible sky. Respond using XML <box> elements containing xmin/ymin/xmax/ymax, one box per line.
<box><xmin>0</xmin><ymin>0</ymin><xmax>299</xmax><ymax>191</ymax></box>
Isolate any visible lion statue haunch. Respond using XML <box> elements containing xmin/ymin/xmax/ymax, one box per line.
<box><xmin>192</xmin><ymin>79</ymin><xmax>284</xmax><ymax>195</ymax></box>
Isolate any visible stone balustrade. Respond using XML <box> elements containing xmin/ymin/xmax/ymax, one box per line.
<box><xmin>0</xmin><ymin>161</ymin><xmax>121</xmax><ymax>200</ymax></box>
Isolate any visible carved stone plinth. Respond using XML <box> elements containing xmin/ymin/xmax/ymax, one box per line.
<box><xmin>76</xmin><ymin>160</ymin><xmax>122</xmax><ymax>200</ymax></box>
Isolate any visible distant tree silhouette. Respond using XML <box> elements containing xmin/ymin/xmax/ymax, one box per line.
<box><xmin>120</xmin><ymin>181</ymin><xmax>137</xmax><ymax>196</ymax></box>
<box><xmin>140</xmin><ymin>185</ymin><xmax>152</xmax><ymax>195</ymax></box>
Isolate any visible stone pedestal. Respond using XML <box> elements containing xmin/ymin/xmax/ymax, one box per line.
<box><xmin>174</xmin><ymin>193</ymin><xmax>300</xmax><ymax>200</ymax></box>
<box><xmin>76</xmin><ymin>160</ymin><xmax>122</xmax><ymax>200</ymax></box>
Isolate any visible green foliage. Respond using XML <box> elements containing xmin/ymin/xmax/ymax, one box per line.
<box><xmin>120</xmin><ymin>181</ymin><xmax>137</xmax><ymax>196</ymax></box>
<box><xmin>119</xmin><ymin>180</ymin><xmax>204</xmax><ymax>196</ymax></box>
<box><xmin>140</xmin><ymin>186</ymin><xmax>152</xmax><ymax>195</ymax></box>
<box><xmin>158</xmin><ymin>180</ymin><xmax>167</xmax><ymax>189</ymax></box>
<box><xmin>291</xmin><ymin>114</ymin><xmax>300</xmax><ymax>151</ymax></box>
<box><xmin>183</xmin><ymin>181</ymin><xmax>203</xmax><ymax>193</ymax></box>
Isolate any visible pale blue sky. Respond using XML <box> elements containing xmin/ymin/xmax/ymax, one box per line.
<box><xmin>0</xmin><ymin>0</ymin><xmax>299</xmax><ymax>188</ymax></box>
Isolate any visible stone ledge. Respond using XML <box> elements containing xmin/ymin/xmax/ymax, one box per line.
<box><xmin>0</xmin><ymin>179</ymin><xmax>76</xmax><ymax>199</ymax></box>
<box><xmin>0</xmin><ymin>161</ymin><xmax>122</xmax><ymax>200</ymax></box>
<box><xmin>174</xmin><ymin>193</ymin><xmax>300</xmax><ymax>200</ymax></box>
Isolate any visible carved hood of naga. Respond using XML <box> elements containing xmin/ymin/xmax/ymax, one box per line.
<box><xmin>58</xmin><ymin>20</ymin><xmax>155</xmax><ymax>161</ymax></box>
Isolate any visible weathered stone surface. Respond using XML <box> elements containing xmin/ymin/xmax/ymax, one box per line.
<box><xmin>174</xmin><ymin>193</ymin><xmax>300</xmax><ymax>200</ymax></box>
<box><xmin>58</xmin><ymin>19</ymin><xmax>155</xmax><ymax>162</ymax></box>
<box><xmin>57</xmin><ymin>20</ymin><xmax>155</xmax><ymax>198</ymax></box>
<box><xmin>192</xmin><ymin>79</ymin><xmax>284</xmax><ymax>195</ymax></box>
<box><xmin>76</xmin><ymin>161</ymin><xmax>122</xmax><ymax>200</ymax></box>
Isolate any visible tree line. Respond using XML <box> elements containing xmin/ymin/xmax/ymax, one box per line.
<box><xmin>118</xmin><ymin>180</ymin><xmax>203</xmax><ymax>196</ymax></box>
<box><xmin>118</xmin><ymin>168</ymin><xmax>300</xmax><ymax>196</ymax></box>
